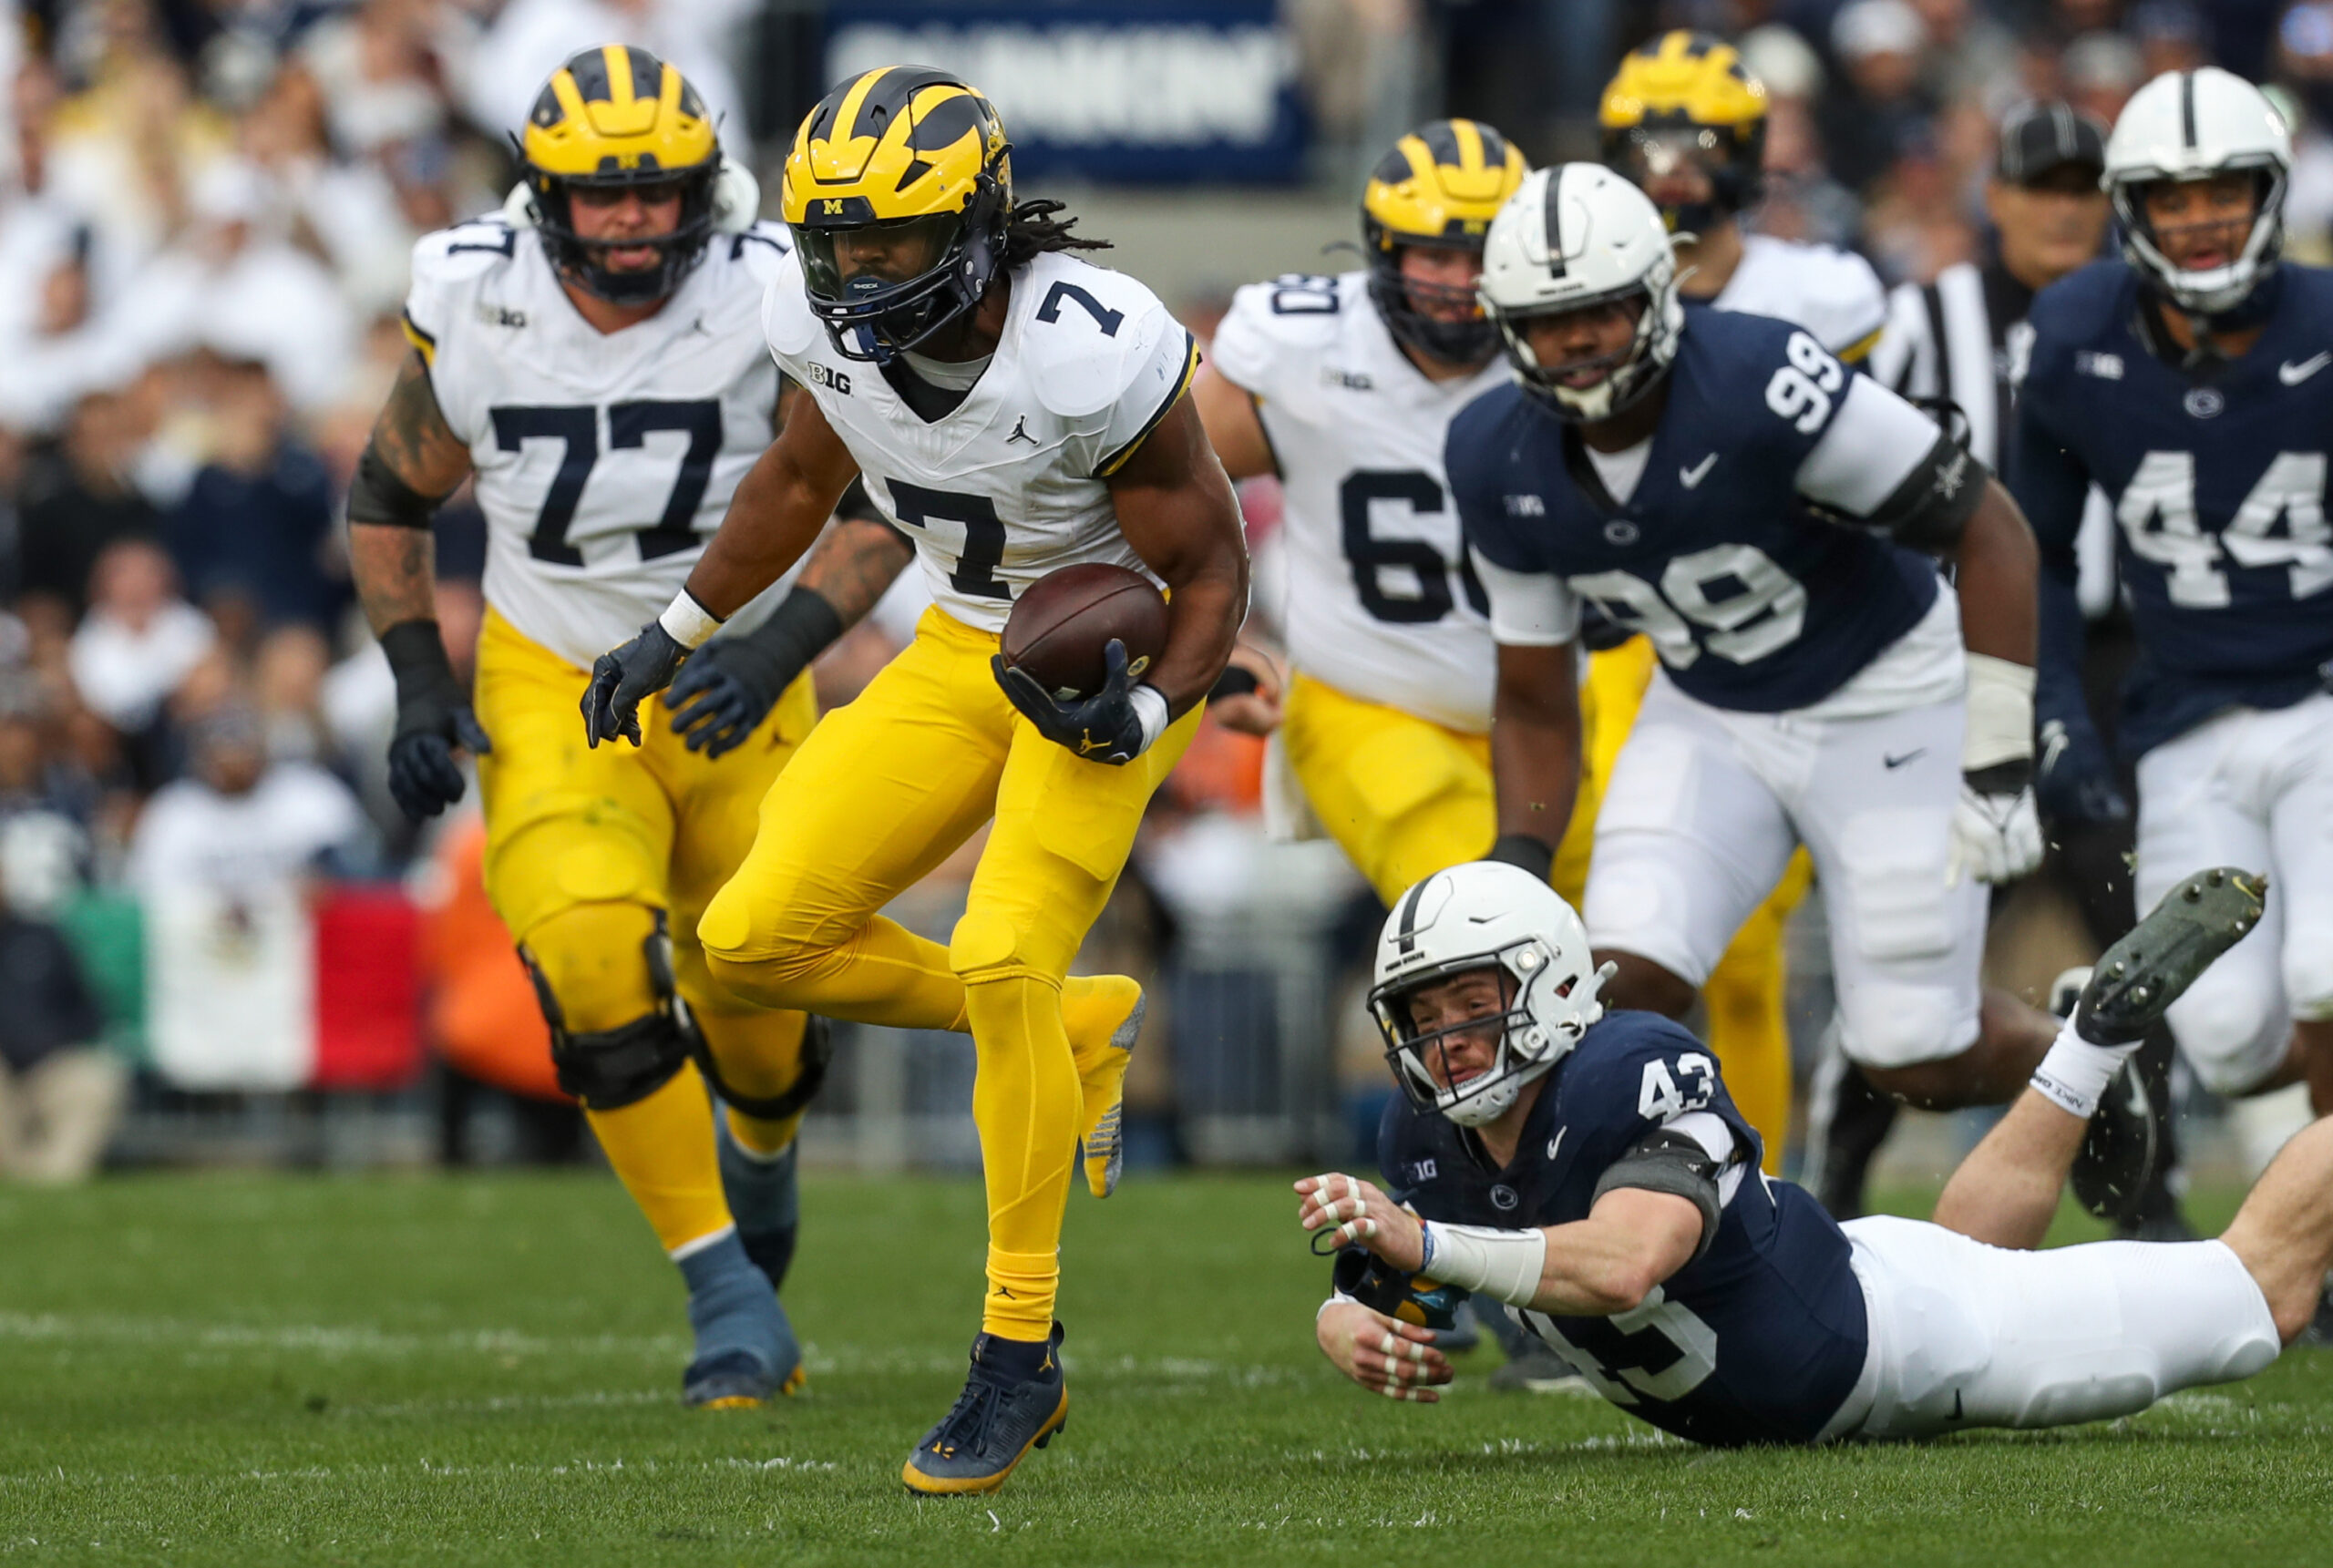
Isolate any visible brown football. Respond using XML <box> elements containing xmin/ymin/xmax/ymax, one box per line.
<box><xmin>1000</xmin><ymin>563</ymin><xmax>1170</xmax><ymax>701</ymax></box>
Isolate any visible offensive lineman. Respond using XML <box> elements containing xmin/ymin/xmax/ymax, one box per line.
<box><xmin>348</xmin><ymin>46</ymin><xmax>911</xmax><ymax>1407</ymax></box>
<box><xmin>581</xmin><ymin>67</ymin><xmax>1248</xmax><ymax>1494</ymax></box>
<box><xmin>1297</xmin><ymin>858</ymin><xmax>2328</xmax><ymax>1445</ymax></box>
<box><xmin>1452</xmin><ymin>166</ymin><xmax>2132</xmax><ymax>1153</ymax></box>
<box><xmin>1194</xmin><ymin>122</ymin><xmax>1557</xmax><ymax>909</ymax></box>
<box><xmin>2014</xmin><ymin>74</ymin><xmax>2333</xmax><ymax>1150</ymax></box>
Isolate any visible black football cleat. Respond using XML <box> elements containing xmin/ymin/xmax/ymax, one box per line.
<box><xmin>901</xmin><ymin>1323</ymin><xmax>1069</xmax><ymax>1496</ymax></box>
<box><xmin>2070</xmin><ymin>1056</ymin><xmax>2160</xmax><ymax>1223</ymax></box>
<box><xmin>683</xmin><ymin>1347</ymin><xmax>804</xmax><ymax>1409</ymax></box>
<box><xmin>2075</xmin><ymin>867</ymin><xmax>2267</xmax><ymax>1045</ymax></box>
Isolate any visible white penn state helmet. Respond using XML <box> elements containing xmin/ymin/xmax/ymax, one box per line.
<box><xmin>1477</xmin><ymin>162</ymin><xmax>1684</xmax><ymax>422</ymax></box>
<box><xmin>2103</xmin><ymin>67</ymin><xmax>2292</xmax><ymax>315</ymax></box>
<box><xmin>1368</xmin><ymin>861</ymin><xmax>1614</xmax><ymax>1127</ymax></box>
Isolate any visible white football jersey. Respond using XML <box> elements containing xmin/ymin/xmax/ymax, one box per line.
<box><xmin>1209</xmin><ymin>272</ymin><xmax>1509</xmax><ymax>733</ymax></box>
<box><xmin>762</xmin><ymin>249</ymin><xmax>1198</xmax><ymax>635</ymax></box>
<box><xmin>1712</xmin><ymin>234</ymin><xmax>1890</xmax><ymax>362</ymax></box>
<box><xmin>402</xmin><ymin>217</ymin><xmax>797</xmax><ymax>668</ymax></box>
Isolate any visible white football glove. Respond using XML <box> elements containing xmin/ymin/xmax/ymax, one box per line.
<box><xmin>1949</xmin><ymin>772</ymin><xmax>2044</xmax><ymax>885</ymax></box>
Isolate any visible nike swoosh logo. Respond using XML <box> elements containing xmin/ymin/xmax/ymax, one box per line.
<box><xmin>1884</xmin><ymin>749</ymin><xmax>1926</xmax><ymax>769</ymax></box>
<box><xmin>1547</xmin><ymin>1126</ymin><xmax>1567</xmax><ymax>1162</ymax></box>
<box><xmin>2281</xmin><ymin>352</ymin><xmax>2332</xmax><ymax>384</ymax></box>
<box><xmin>1680</xmin><ymin>453</ymin><xmax>1719</xmax><ymax>488</ymax></box>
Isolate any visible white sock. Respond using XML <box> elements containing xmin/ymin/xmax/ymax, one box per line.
<box><xmin>2029</xmin><ymin>1009</ymin><xmax>2140</xmax><ymax>1120</ymax></box>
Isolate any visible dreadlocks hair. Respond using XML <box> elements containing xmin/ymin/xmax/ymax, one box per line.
<box><xmin>999</xmin><ymin>199</ymin><xmax>1112</xmax><ymax>268</ymax></box>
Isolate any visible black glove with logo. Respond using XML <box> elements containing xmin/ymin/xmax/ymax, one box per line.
<box><xmin>383</xmin><ymin>620</ymin><xmax>491</xmax><ymax>821</ymax></box>
<box><xmin>992</xmin><ymin>638</ymin><xmax>1164</xmax><ymax>766</ymax></box>
<box><xmin>665</xmin><ymin>588</ymin><xmax>844</xmax><ymax>759</ymax></box>
<box><xmin>581</xmin><ymin>620</ymin><xmax>690</xmax><ymax>748</ymax></box>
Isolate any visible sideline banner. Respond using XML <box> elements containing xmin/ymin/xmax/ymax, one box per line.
<box><xmin>824</xmin><ymin>2</ymin><xmax>1309</xmax><ymax>183</ymax></box>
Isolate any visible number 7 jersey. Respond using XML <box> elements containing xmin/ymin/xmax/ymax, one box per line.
<box><xmin>1209</xmin><ymin>271</ymin><xmax>1509</xmax><ymax>733</ymax></box>
<box><xmin>761</xmin><ymin>250</ymin><xmax>1199</xmax><ymax>632</ymax></box>
<box><xmin>402</xmin><ymin>216</ymin><xmax>797</xmax><ymax>668</ymax></box>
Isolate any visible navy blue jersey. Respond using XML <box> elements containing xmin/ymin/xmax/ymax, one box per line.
<box><xmin>1376</xmin><ymin>1010</ymin><xmax>1867</xmax><ymax>1447</ymax></box>
<box><xmin>1450</xmin><ymin>306</ymin><xmax>1941</xmax><ymax>713</ymax></box>
<box><xmin>2011</xmin><ymin>261</ymin><xmax>2333</xmax><ymax>758</ymax></box>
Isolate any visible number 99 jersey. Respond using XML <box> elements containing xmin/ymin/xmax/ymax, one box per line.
<box><xmin>1209</xmin><ymin>272</ymin><xmax>1509</xmax><ymax>733</ymax></box>
<box><xmin>401</xmin><ymin>216</ymin><xmax>798</xmax><ymax>669</ymax></box>
<box><xmin>761</xmin><ymin>250</ymin><xmax>1199</xmax><ymax>633</ymax></box>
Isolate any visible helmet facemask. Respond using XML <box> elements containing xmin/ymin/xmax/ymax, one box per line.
<box><xmin>1606</xmin><ymin>120</ymin><xmax>1764</xmax><ymax>241</ymax></box>
<box><xmin>1371</xmin><ymin>947</ymin><xmax>1583</xmax><ymax>1128</ymax></box>
<box><xmin>794</xmin><ymin>176</ymin><xmax>1008</xmax><ymax>363</ymax></box>
<box><xmin>1490</xmin><ymin>280</ymin><xmax>1679</xmax><ymax>425</ymax></box>
<box><xmin>2111</xmin><ymin>163</ymin><xmax>2286</xmax><ymax>319</ymax></box>
<box><xmin>529</xmin><ymin>162</ymin><xmax>720</xmax><ymax>306</ymax></box>
<box><xmin>1364</xmin><ymin>239</ymin><xmax>1498</xmax><ymax>367</ymax></box>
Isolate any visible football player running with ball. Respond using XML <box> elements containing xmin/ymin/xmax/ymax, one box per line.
<box><xmin>2013</xmin><ymin>74</ymin><xmax>2333</xmax><ymax>1200</ymax></box>
<box><xmin>1448</xmin><ymin>166</ymin><xmax>2135</xmax><ymax>1154</ymax></box>
<box><xmin>350</xmin><ymin>46</ymin><xmax>912</xmax><ymax>1408</ymax></box>
<box><xmin>581</xmin><ymin>67</ymin><xmax>1247</xmax><ymax>1495</ymax></box>
<box><xmin>1299</xmin><ymin>859</ymin><xmax>2332</xmax><ymax>1444</ymax></box>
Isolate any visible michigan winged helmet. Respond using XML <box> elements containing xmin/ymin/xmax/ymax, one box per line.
<box><xmin>1599</xmin><ymin>30</ymin><xmax>1770</xmax><ymax>237</ymax></box>
<box><xmin>782</xmin><ymin>67</ymin><xmax>1014</xmax><ymax>361</ymax></box>
<box><xmin>1361</xmin><ymin>118</ymin><xmax>1528</xmax><ymax>364</ymax></box>
<box><xmin>518</xmin><ymin>44</ymin><xmax>726</xmax><ymax>305</ymax></box>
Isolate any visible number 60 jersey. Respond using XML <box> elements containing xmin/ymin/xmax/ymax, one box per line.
<box><xmin>401</xmin><ymin>216</ymin><xmax>798</xmax><ymax>668</ymax></box>
<box><xmin>1209</xmin><ymin>271</ymin><xmax>1509</xmax><ymax>733</ymax></box>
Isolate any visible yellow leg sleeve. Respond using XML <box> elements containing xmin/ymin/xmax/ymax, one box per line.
<box><xmin>1702</xmin><ymin>852</ymin><xmax>1811</xmax><ymax>1172</ymax></box>
<box><xmin>965</xmin><ymin>975</ymin><xmax>1079</xmax><ymax>1340</ymax></box>
<box><xmin>699</xmin><ymin>1007</ymin><xmax>813</xmax><ymax>1157</ymax></box>
<box><xmin>704</xmin><ymin>919</ymin><xmax>965</xmax><ymax>1030</ymax></box>
<box><xmin>526</xmin><ymin>901</ymin><xmax>732</xmax><ymax>1255</ymax></box>
<box><xmin>590</xmin><ymin>1062</ymin><xmax>731</xmax><ymax>1255</ymax></box>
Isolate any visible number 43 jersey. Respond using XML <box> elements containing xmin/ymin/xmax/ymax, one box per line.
<box><xmin>763</xmin><ymin>250</ymin><xmax>1199</xmax><ymax>633</ymax></box>
<box><xmin>1208</xmin><ymin>272</ymin><xmax>1509</xmax><ymax>733</ymax></box>
<box><xmin>403</xmin><ymin>217</ymin><xmax>798</xmax><ymax>668</ymax></box>
<box><xmin>1374</xmin><ymin>1009</ymin><xmax>1869</xmax><ymax>1447</ymax></box>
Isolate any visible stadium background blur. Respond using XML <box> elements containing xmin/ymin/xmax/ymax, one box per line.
<box><xmin>0</xmin><ymin>0</ymin><xmax>2317</xmax><ymax>1185</ymax></box>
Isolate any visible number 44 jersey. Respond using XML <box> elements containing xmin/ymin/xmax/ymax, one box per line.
<box><xmin>1374</xmin><ymin>1009</ymin><xmax>1868</xmax><ymax>1446</ymax></box>
<box><xmin>403</xmin><ymin>216</ymin><xmax>799</xmax><ymax>668</ymax></box>
<box><xmin>1209</xmin><ymin>271</ymin><xmax>1508</xmax><ymax>733</ymax></box>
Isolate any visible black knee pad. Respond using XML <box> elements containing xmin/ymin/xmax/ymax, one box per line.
<box><xmin>696</xmin><ymin>1015</ymin><xmax>835</xmax><ymax>1122</ymax></box>
<box><xmin>521</xmin><ymin>913</ymin><xmax>699</xmax><ymax>1112</ymax></box>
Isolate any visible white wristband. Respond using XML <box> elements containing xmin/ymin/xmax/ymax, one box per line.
<box><xmin>1963</xmin><ymin>653</ymin><xmax>2036</xmax><ymax>773</ymax></box>
<box><xmin>2028</xmin><ymin>1009</ymin><xmax>2136</xmax><ymax>1120</ymax></box>
<box><xmin>658</xmin><ymin>590</ymin><xmax>725</xmax><ymax>651</ymax></box>
<box><xmin>1417</xmin><ymin>1221</ymin><xmax>1547</xmax><ymax>1308</ymax></box>
<box><xmin>1129</xmin><ymin>683</ymin><xmax>1170</xmax><ymax>754</ymax></box>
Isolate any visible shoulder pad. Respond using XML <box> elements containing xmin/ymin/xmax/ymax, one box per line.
<box><xmin>1022</xmin><ymin>256</ymin><xmax>1181</xmax><ymax>420</ymax></box>
<box><xmin>2028</xmin><ymin>260</ymin><xmax>2134</xmax><ymax>344</ymax></box>
<box><xmin>760</xmin><ymin>251</ymin><xmax>822</xmax><ymax>365</ymax></box>
<box><xmin>1208</xmin><ymin>272</ymin><xmax>1363</xmax><ymax>400</ymax></box>
<box><xmin>409</xmin><ymin>220</ymin><xmax>520</xmax><ymax>290</ymax></box>
<box><xmin>725</xmin><ymin>221</ymin><xmax>794</xmax><ymax>287</ymax></box>
<box><xmin>1733</xmin><ymin>237</ymin><xmax>1887</xmax><ymax>357</ymax></box>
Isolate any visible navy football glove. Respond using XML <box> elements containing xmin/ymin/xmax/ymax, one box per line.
<box><xmin>1332</xmin><ymin>1246</ymin><xmax>1467</xmax><ymax>1331</ymax></box>
<box><xmin>664</xmin><ymin>588</ymin><xmax>843</xmax><ymax>759</ymax></box>
<box><xmin>382</xmin><ymin>620</ymin><xmax>490</xmax><ymax>821</ymax></box>
<box><xmin>2036</xmin><ymin>715</ymin><xmax>2132</xmax><ymax>828</ymax></box>
<box><xmin>582</xmin><ymin>620</ymin><xmax>689</xmax><ymax>748</ymax></box>
<box><xmin>992</xmin><ymin>638</ymin><xmax>1166</xmax><ymax>766</ymax></box>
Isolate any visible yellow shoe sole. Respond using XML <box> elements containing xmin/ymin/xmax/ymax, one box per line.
<box><xmin>899</xmin><ymin>1393</ymin><xmax>1067</xmax><ymax>1495</ymax></box>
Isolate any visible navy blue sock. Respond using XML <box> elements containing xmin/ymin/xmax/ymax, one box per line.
<box><xmin>678</xmin><ymin>1230</ymin><xmax>790</xmax><ymax>1371</ymax></box>
<box><xmin>716</xmin><ymin>1114</ymin><xmax>801</xmax><ymax>1290</ymax></box>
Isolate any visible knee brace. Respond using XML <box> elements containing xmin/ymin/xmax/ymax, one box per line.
<box><xmin>520</xmin><ymin>909</ymin><xmax>696</xmax><ymax>1112</ymax></box>
<box><xmin>693</xmin><ymin>1015</ymin><xmax>834</xmax><ymax>1122</ymax></box>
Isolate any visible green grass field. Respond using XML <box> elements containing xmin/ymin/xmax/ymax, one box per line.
<box><xmin>3</xmin><ymin>1169</ymin><xmax>2330</xmax><ymax>1567</ymax></box>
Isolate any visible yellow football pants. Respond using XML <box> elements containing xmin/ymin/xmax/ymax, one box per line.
<box><xmin>1585</xmin><ymin>637</ymin><xmax>1801</xmax><ymax>1170</ymax></box>
<box><xmin>474</xmin><ymin>608</ymin><xmax>824</xmax><ymax>1253</ymax></box>
<box><xmin>1278</xmin><ymin>671</ymin><xmax>1598</xmax><ymax>909</ymax></box>
<box><xmin>697</xmin><ymin>605</ymin><xmax>1201</xmax><ymax>1340</ymax></box>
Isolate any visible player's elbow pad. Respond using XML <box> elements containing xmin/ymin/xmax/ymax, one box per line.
<box><xmin>1592</xmin><ymin>1128</ymin><xmax>1725</xmax><ymax>1265</ymax></box>
<box><xmin>347</xmin><ymin>446</ymin><xmax>447</xmax><ymax>530</ymax></box>
<box><xmin>1862</xmin><ymin>432</ymin><xmax>1988</xmax><ymax>554</ymax></box>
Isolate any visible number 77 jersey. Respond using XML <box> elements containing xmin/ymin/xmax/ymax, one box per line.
<box><xmin>403</xmin><ymin>216</ymin><xmax>800</xmax><ymax>668</ymax></box>
<box><xmin>1209</xmin><ymin>271</ymin><xmax>1509</xmax><ymax>732</ymax></box>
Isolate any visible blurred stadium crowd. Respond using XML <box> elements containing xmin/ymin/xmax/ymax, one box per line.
<box><xmin>0</xmin><ymin>0</ymin><xmax>2320</xmax><ymax>1180</ymax></box>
